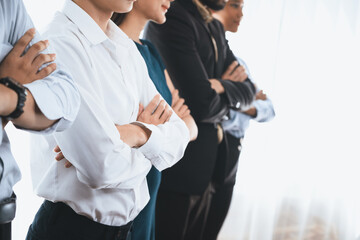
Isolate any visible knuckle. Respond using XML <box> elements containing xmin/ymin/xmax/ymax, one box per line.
<box><xmin>33</xmin><ymin>42</ymin><xmax>45</xmax><ymax>51</ymax></box>
<box><xmin>38</xmin><ymin>54</ymin><xmax>47</xmax><ymax>62</ymax></box>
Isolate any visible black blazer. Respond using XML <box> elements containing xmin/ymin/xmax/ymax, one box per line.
<box><xmin>144</xmin><ymin>0</ymin><xmax>255</xmax><ymax>195</ymax></box>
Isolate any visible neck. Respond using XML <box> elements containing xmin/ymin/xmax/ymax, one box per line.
<box><xmin>73</xmin><ymin>0</ymin><xmax>112</xmax><ymax>32</ymax></box>
<box><xmin>119</xmin><ymin>11</ymin><xmax>148</xmax><ymax>44</ymax></box>
<box><xmin>213</xmin><ymin>13</ymin><xmax>228</xmax><ymax>31</ymax></box>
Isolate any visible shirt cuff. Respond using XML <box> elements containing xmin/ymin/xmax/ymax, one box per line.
<box><xmin>252</xmin><ymin>100</ymin><xmax>274</xmax><ymax>122</ymax></box>
<box><xmin>24</xmin><ymin>80</ymin><xmax>71</xmax><ymax>134</ymax></box>
<box><xmin>135</xmin><ymin>121</ymin><xmax>166</xmax><ymax>170</ymax></box>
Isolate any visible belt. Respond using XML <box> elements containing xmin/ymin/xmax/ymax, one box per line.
<box><xmin>0</xmin><ymin>157</ymin><xmax>17</xmax><ymax>224</ymax></box>
<box><xmin>0</xmin><ymin>192</ymin><xmax>16</xmax><ymax>224</ymax></box>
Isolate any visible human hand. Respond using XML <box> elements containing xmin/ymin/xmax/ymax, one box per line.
<box><xmin>171</xmin><ymin>90</ymin><xmax>190</xmax><ymax>119</ymax></box>
<box><xmin>209</xmin><ymin>79</ymin><xmax>225</xmax><ymax>94</ymax></box>
<box><xmin>222</xmin><ymin>61</ymin><xmax>248</xmax><ymax>82</ymax></box>
<box><xmin>256</xmin><ymin>90</ymin><xmax>267</xmax><ymax>100</ymax></box>
<box><xmin>54</xmin><ymin>145</ymin><xmax>73</xmax><ymax>168</ymax></box>
<box><xmin>137</xmin><ymin>94</ymin><xmax>172</xmax><ymax>125</ymax></box>
<box><xmin>0</xmin><ymin>28</ymin><xmax>56</xmax><ymax>84</ymax></box>
<box><xmin>116</xmin><ymin>123</ymin><xmax>151</xmax><ymax>148</ymax></box>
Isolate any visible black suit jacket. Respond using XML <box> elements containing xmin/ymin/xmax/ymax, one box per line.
<box><xmin>144</xmin><ymin>0</ymin><xmax>255</xmax><ymax>195</ymax></box>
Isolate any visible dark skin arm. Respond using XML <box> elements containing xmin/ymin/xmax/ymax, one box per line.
<box><xmin>0</xmin><ymin>28</ymin><xmax>57</xmax><ymax>130</ymax></box>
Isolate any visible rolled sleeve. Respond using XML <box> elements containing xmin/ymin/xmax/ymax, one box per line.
<box><xmin>24</xmin><ymin>67</ymin><xmax>80</xmax><ymax>133</ymax></box>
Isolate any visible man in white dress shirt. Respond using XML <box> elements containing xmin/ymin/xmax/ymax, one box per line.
<box><xmin>26</xmin><ymin>0</ymin><xmax>190</xmax><ymax>240</ymax></box>
<box><xmin>0</xmin><ymin>0</ymin><xmax>81</xmax><ymax>239</ymax></box>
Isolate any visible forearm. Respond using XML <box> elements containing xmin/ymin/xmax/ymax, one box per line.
<box><xmin>242</xmin><ymin>107</ymin><xmax>257</xmax><ymax>117</ymax></box>
<box><xmin>182</xmin><ymin>114</ymin><xmax>198</xmax><ymax>141</ymax></box>
<box><xmin>253</xmin><ymin>99</ymin><xmax>275</xmax><ymax>122</ymax></box>
<box><xmin>11</xmin><ymin>90</ymin><xmax>56</xmax><ymax>130</ymax></box>
<box><xmin>0</xmin><ymin>85</ymin><xmax>17</xmax><ymax>116</ymax></box>
<box><xmin>136</xmin><ymin>110</ymin><xmax>189</xmax><ymax>171</ymax></box>
<box><xmin>219</xmin><ymin>78</ymin><xmax>256</xmax><ymax>110</ymax></box>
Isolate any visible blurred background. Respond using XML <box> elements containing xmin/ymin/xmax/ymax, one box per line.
<box><xmin>8</xmin><ymin>0</ymin><xmax>360</xmax><ymax>239</ymax></box>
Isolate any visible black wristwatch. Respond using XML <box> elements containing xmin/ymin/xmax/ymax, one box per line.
<box><xmin>0</xmin><ymin>77</ymin><xmax>27</xmax><ymax>119</ymax></box>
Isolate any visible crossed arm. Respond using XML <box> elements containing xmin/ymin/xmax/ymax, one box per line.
<box><xmin>0</xmin><ymin>29</ymin><xmax>60</xmax><ymax>130</ymax></box>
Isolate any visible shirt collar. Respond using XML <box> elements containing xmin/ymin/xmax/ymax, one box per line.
<box><xmin>62</xmin><ymin>0</ymin><xmax>108</xmax><ymax>46</ymax></box>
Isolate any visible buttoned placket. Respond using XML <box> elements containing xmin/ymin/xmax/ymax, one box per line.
<box><xmin>107</xmin><ymin>40</ymin><xmax>138</xmax><ymax>121</ymax></box>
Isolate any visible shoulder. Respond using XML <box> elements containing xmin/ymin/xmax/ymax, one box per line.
<box><xmin>43</xmin><ymin>12</ymin><xmax>91</xmax><ymax>54</ymax></box>
<box><xmin>43</xmin><ymin>12</ymin><xmax>82</xmax><ymax>41</ymax></box>
<box><xmin>140</xmin><ymin>39</ymin><xmax>166</xmax><ymax>68</ymax></box>
<box><xmin>210</xmin><ymin>18</ymin><xmax>225</xmax><ymax>33</ymax></box>
<box><xmin>140</xmin><ymin>39</ymin><xmax>157</xmax><ymax>52</ymax></box>
<box><xmin>0</xmin><ymin>0</ymin><xmax>20</xmax><ymax>14</ymax></box>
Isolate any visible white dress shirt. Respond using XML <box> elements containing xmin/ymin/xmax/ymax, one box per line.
<box><xmin>31</xmin><ymin>0</ymin><xmax>189</xmax><ymax>226</ymax></box>
<box><xmin>0</xmin><ymin>0</ymin><xmax>80</xmax><ymax>201</ymax></box>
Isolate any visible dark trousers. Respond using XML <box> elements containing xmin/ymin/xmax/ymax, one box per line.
<box><xmin>203</xmin><ymin>183</ymin><xmax>235</xmax><ymax>240</ymax></box>
<box><xmin>26</xmin><ymin>200</ymin><xmax>132</xmax><ymax>240</ymax></box>
<box><xmin>0</xmin><ymin>222</ymin><xmax>11</xmax><ymax>240</ymax></box>
<box><xmin>203</xmin><ymin>134</ymin><xmax>242</xmax><ymax>240</ymax></box>
<box><xmin>155</xmin><ymin>183</ymin><xmax>214</xmax><ymax>240</ymax></box>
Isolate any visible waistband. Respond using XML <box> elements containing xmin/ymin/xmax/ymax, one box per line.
<box><xmin>43</xmin><ymin>200</ymin><xmax>132</xmax><ymax>240</ymax></box>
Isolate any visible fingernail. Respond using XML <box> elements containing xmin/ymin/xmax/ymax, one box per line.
<box><xmin>44</xmin><ymin>40</ymin><xmax>49</xmax><ymax>47</ymax></box>
<box><xmin>29</xmin><ymin>28</ymin><xmax>36</xmax><ymax>35</ymax></box>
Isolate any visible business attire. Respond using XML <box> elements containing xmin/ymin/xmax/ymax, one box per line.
<box><xmin>203</xmin><ymin>58</ymin><xmax>276</xmax><ymax>240</ymax></box>
<box><xmin>144</xmin><ymin>0</ymin><xmax>256</xmax><ymax>239</ymax></box>
<box><xmin>26</xmin><ymin>1</ymin><xmax>189</xmax><ymax>240</ymax></box>
<box><xmin>131</xmin><ymin>39</ymin><xmax>172</xmax><ymax>240</ymax></box>
<box><xmin>0</xmin><ymin>0</ymin><xmax>80</xmax><ymax>239</ymax></box>
<box><xmin>0</xmin><ymin>119</ymin><xmax>17</xmax><ymax>240</ymax></box>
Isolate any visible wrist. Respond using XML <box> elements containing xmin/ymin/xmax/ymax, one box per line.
<box><xmin>131</xmin><ymin>122</ymin><xmax>151</xmax><ymax>147</ymax></box>
<box><xmin>0</xmin><ymin>85</ymin><xmax>18</xmax><ymax>116</ymax></box>
<box><xmin>0</xmin><ymin>77</ymin><xmax>27</xmax><ymax>119</ymax></box>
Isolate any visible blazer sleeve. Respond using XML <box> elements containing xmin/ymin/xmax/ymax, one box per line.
<box><xmin>215</xmin><ymin>20</ymin><xmax>256</xmax><ymax>110</ymax></box>
<box><xmin>144</xmin><ymin>12</ymin><xmax>229</xmax><ymax>123</ymax></box>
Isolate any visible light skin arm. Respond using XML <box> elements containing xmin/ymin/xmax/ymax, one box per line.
<box><xmin>165</xmin><ymin>70</ymin><xmax>198</xmax><ymax>141</ymax></box>
<box><xmin>56</xmin><ymin>94</ymin><xmax>173</xmax><ymax>167</ymax></box>
<box><xmin>0</xmin><ymin>29</ymin><xmax>57</xmax><ymax>130</ymax></box>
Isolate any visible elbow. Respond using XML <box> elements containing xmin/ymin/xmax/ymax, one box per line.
<box><xmin>77</xmin><ymin>172</ymin><xmax>108</xmax><ymax>189</ymax></box>
<box><xmin>76</xmin><ymin>167</ymin><xmax>117</xmax><ymax>189</ymax></box>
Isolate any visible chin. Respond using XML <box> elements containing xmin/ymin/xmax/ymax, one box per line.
<box><xmin>229</xmin><ymin>26</ymin><xmax>238</xmax><ymax>33</ymax></box>
<box><xmin>118</xmin><ymin>2</ymin><xmax>134</xmax><ymax>13</ymax></box>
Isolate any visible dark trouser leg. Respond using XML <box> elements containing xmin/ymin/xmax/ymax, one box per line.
<box><xmin>26</xmin><ymin>200</ymin><xmax>132</xmax><ymax>240</ymax></box>
<box><xmin>204</xmin><ymin>134</ymin><xmax>242</xmax><ymax>240</ymax></box>
<box><xmin>0</xmin><ymin>222</ymin><xmax>11</xmax><ymax>240</ymax></box>
<box><xmin>203</xmin><ymin>183</ymin><xmax>235</xmax><ymax>240</ymax></box>
<box><xmin>156</xmin><ymin>184</ymin><xmax>214</xmax><ymax>240</ymax></box>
